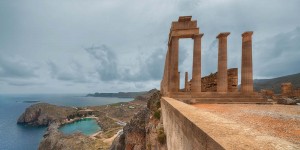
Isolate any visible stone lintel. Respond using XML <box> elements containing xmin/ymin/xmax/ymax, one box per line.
<box><xmin>216</xmin><ymin>32</ymin><xmax>230</xmax><ymax>38</ymax></box>
<box><xmin>178</xmin><ymin>16</ymin><xmax>192</xmax><ymax>22</ymax></box>
<box><xmin>242</xmin><ymin>31</ymin><xmax>253</xmax><ymax>37</ymax></box>
<box><xmin>170</xmin><ymin>28</ymin><xmax>199</xmax><ymax>38</ymax></box>
<box><xmin>168</xmin><ymin>28</ymin><xmax>200</xmax><ymax>44</ymax></box>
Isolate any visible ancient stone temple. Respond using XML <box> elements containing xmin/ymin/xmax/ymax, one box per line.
<box><xmin>161</xmin><ymin>16</ymin><xmax>266</xmax><ymax>103</ymax></box>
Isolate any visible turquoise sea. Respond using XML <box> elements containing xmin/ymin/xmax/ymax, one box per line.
<box><xmin>0</xmin><ymin>94</ymin><xmax>132</xmax><ymax>150</ymax></box>
<box><xmin>59</xmin><ymin>118</ymin><xmax>101</xmax><ymax>136</ymax></box>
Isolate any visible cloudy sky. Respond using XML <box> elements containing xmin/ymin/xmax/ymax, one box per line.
<box><xmin>0</xmin><ymin>0</ymin><xmax>299</xmax><ymax>94</ymax></box>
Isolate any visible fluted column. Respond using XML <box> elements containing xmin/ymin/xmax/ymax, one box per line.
<box><xmin>178</xmin><ymin>72</ymin><xmax>180</xmax><ymax>91</ymax></box>
<box><xmin>169</xmin><ymin>37</ymin><xmax>179</xmax><ymax>92</ymax></box>
<box><xmin>165</xmin><ymin>45</ymin><xmax>172</xmax><ymax>92</ymax></box>
<box><xmin>185</xmin><ymin>72</ymin><xmax>188</xmax><ymax>91</ymax></box>
<box><xmin>241</xmin><ymin>31</ymin><xmax>254</xmax><ymax>93</ymax></box>
<box><xmin>216</xmin><ymin>32</ymin><xmax>230</xmax><ymax>92</ymax></box>
<box><xmin>191</xmin><ymin>33</ymin><xmax>203</xmax><ymax>92</ymax></box>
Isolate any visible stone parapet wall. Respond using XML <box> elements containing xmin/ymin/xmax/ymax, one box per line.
<box><xmin>161</xmin><ymin>97</ymin><xmax>296</xmax><ymax>149</ymax></box>
<box><xmin>161</xmin><ymin>97</ymin><xmax>224</xmax><ymax>150</ymax></box>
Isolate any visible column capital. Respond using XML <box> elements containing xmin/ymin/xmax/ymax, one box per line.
<box><xmin>242</xmin><ymin>31</ymin><xmax>253</xmax><ymax>37</ymax></box>
<box><xmin>193</xmin><ymin>33</ymin><xmax>204</xmax><ymax>39</ymax></box>
<box><xmin>216</xmin><ymin>32</ymin><xmax>230</xmax><ymax>38</ymax></box>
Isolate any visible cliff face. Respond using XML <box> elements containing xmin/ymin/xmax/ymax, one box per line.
<box><xmin>17</xmin><ymin>103</ymin><xmax>76</xmax><ymax>126</ymax></box>
<box><xmin>110</xmin><ymin>89</ymin><xmax>167</xmax><ymax>150</ymax></box>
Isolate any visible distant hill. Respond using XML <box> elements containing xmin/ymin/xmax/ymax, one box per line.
<box><xmin>86</xmin><ymin>91</ymin><xmax>147</xmax><ymax>98</ymax></box>
<box><xmin>254</xmin><ymin>72</ymin><xmax>300</xmax><ymax>93</ymax></box>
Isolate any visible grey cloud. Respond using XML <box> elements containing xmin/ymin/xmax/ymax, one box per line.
<box><xmin>0</xmin><ymin>0</ymin><xmax>300</xmax><ymax>93</ymax></box>
<box><xmin>120</xmin><ymin>48</ymin><xmax>165</xmax><ymax>82</ymax></box>
<box><xmin>47</xmin><ymin>61</ymin><xmax>92</xmax><ymax>83</ymax></box>
<box><xmin>85</xmin><ymin>45</ymin><xmax>119</xmax><ymax>81</ymax></box>
<box><xmin>0</xmin><ymin>56</ymin><xmax>38</xmax><ymax>78</ymax></box>
<box><xmin>7</xmin><ymin>81</ymin><xmax>43</xmax><ymax>86</ymax></box>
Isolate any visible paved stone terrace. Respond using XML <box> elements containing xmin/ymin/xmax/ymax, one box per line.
<box><xmin>192</xmin><ymin>103</ymin><xmax>300</xmax><ymax>149</ymax></box>
<box><xmin>162</xmin><ymin>97</ymin><xmax>300</xmax><ymax>149</ymax></box>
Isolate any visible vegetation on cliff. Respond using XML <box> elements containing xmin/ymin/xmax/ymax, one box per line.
<box><xmin>110</xmin><ymin>89</ymin><xmax>167</xmax><ymax>150</ymax></box>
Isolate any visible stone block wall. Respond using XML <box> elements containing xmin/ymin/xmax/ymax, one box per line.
<box><xmin>201</xmin><ymin>68</ymin><xmax>238</xmax><ymax>92</ymax></box>
<box><xmin>281</xmin><ymin>83</ymin><xmax>293</xmax><ymax>96</ymax></box>
<box><xmin>261</xmin><ymin>89</ymin><xmax>274</xmax><ymax>98</ymax></box>
<box><xmin>294</xmin><ymin>88</ymin><xmax>300</xmax><ymax>97</ymax></box>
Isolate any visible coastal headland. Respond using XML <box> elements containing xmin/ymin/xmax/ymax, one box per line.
<box><xmin>17</xmin><ymin>89</ymin><xmax>159</xmax><ymax>149</ymax></box>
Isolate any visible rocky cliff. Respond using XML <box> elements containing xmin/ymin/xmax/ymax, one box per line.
<box><xmin>110</xmin><ymin>89</ymin><xmax>167</xmax><ymax>150</ymax></box>
<box><xmin>17</xmin><ymin>103</ymin><xmax>77</xmax><ymax>126</ymax></box>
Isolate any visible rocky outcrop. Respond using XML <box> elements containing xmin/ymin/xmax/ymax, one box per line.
<box><xmin>277</xmin><ymin>98</ymin><xmax>299</xmax><ymax>105</ymax></box>
<box><xmin>17</xmin><ymin>103</ymin><xmax>76</xmax><ymax>126</ymax></box>
<box><xmin>110</xmin><ymin>89</ymin><xmax>167</xmax><ymax>150</ymax></box>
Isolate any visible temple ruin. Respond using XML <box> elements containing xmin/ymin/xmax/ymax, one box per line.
<box><xmin>281</xmin><ymin>82</ymin><xmax>300</xmax><ymax>97</ymax></box>
<box><xmin>161</xmin><ymin>16</ymin><xmax>266</xmax><ymax>103</ymax></box>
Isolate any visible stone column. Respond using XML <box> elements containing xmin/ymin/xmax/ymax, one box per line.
<box><xmin>191</xmin><ymin>33</ymin><xmax>203</xmax><ymax>92</ymax></box>
<box><xmin>241</xmin><ymin>31</ymin><xmax>254</xmax><ymax>93</ymax></box>
<box><xmin>216</xmin><ymin>32</ymin><xmax>230</xmax><ymax>92</ymax></box>
<box><xmin>185</xmin><ymin>72</ymin><xmax>188</xmax><ymax>91</ymax></box>
<box><xmin>169</xmin><ymin>37</ymin><xmax>179</xmax><ymax>92</ymax></box>
<box><xmin>178</xmin><ymin>72</ymin><xmax>180</xmax><ymax>91</ymax></box>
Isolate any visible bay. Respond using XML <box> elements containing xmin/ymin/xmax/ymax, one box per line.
<box><xmin>0</xmin><ymin>94</ymin><xmax>132</xmax><ymax>150</ymax></box>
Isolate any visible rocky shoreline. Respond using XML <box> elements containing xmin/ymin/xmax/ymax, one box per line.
<box><xmin>17</xmin><ymin>89</ymin><xmax>160</xmax><ymax>150</ymax></box>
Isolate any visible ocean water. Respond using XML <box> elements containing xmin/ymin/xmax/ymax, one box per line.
<box><xmin>0</xmin><ymin>94</ymin><xmax>132</xmax><ymax>150</ymax></box>
<box><xmin>59</xmin><ymin>118</ymin><xmax>101</xmax><ymax>136</ymax></box>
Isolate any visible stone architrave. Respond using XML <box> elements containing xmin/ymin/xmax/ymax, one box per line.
<box><xmin>241</xmin><ymin>31</ymin><xmax>254</xmax><ymax>93</ymax></box>
<box><xmin>191</xmin><ymin>33</ymin><xmax>203</xmax><ymax>92</ymax></box>
<box><xmin>216</xmin><ymin>32</ymin><xmax>230</xmax><ymax>92</ymax></box>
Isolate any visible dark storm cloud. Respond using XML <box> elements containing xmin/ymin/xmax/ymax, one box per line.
<box><xmin>0</xmin><ymin>56</ymin><xmax>38</xmax><ymax>78</ymax></box>
<box><xmin>85</xmin><ymin>45</ymin><xmax>119</xmax><ymax>81</ymax></box>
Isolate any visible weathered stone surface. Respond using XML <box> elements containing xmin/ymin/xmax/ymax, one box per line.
<box><xmin>281</xmin><ymin>82</ymin><xmax>293</xmax><ymax>96</ymax></box>
<box><xmin>191</xmin><ymin>33</ymin><xmax>203</xmax><ymax>92</ymax></box>
<box><xmin>217</xmin><ymin>32</ymin><xmax>230</xmax><ymax>92</ymax></box>
<box><xmin>17</xmin><ymin>103</ymin><xmax>76</xmax><ymax>126</ymax></box>
<box><xmin>260</xmin><ymin>89</ymin><xmax>274</xmax><ymax>98</ymax></box>
<box><xmin>241</xmin><ymin>31</ymin><xmax>254</xmax><ymax>93</ymax></box>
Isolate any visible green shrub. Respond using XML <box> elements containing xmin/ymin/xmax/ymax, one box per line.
<box><xmin>154</xmin><ymin>110</ymin><xmax>161</xmax><ymax>120</ymax></box>
<box><xmin>157</xmin><ymin>127</ymin><xmax>166</xmax><ymax>144</ymax></box>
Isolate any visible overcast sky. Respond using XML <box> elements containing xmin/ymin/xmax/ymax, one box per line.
<box><xmin>0</xmin><ymin>0</ymin><xmax>299</xmax><ymax>94</ymax></box>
